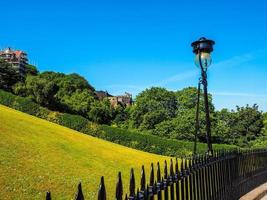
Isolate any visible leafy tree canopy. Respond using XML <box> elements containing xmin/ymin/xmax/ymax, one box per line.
<box><xmin>25</xmin><ymin>64</ymin><xmax>39</xmax><ymax>76</ymax></box>
<box><xmin>13</xmin><ymin>75</ymin><xmax>58</xmax><ymax>108</ymax></box>
<box><xmin>88</xmin><ymin>99</ymin><xmax>114</xmax><ymax>124</ymax></box>
<box><xmin>213</xmin><ymin>105</ymin><xmax>264</xmax><ymax>146</ymax></box>
<box><xmin>0</xmin><ymin>59</ymin><xmax>21</xmax><ymax>90</ymax></box>
<box><xmin>130</xmin><ymin>87</ymin><xmax>177</xmax><ymax>129</ymax></box>
<box><xmin>175</xmin><ymin>87</ymin><xmax>214</xmax><ymax>112</ymax></box>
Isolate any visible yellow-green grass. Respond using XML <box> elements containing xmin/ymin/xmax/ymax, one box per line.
<box><xmin>0</xmin><ymin>105</ymin><xmax>171</xmax><ymax>199</ymax></box>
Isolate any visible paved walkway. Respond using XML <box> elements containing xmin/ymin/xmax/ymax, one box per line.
<box><xmin>240</xmin><ymin>183</ymin><xmax>267</xmax><ymax>200</ymax></box>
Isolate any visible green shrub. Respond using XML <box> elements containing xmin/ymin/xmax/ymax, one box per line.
<box><xmin>0</xmin><ymin>90</ymin><xmax>16</xmax><ymax>106</ymax></box>
<box><xmin>0</xmin><ymin>90</ymin><xmax>40</xmax><ymax>115</ymax></box>
<box><xmin>12</xmin><ymin>96</ymin><xmax>40</xmax><ymax>116</ymax></box>
<box><xmin>36</xmin><ymin>107</ymin><xmax>52</xmax><ymax>120</ymax></box>
<box><xmin>57</xmin><ymin>113</ymin><xmax>89</xmax><ymax>132</ymax></box>
<box><xmin>98</xmin><ymin>125</ymin><xmax>237</xmax><ymax>157</ymax></box>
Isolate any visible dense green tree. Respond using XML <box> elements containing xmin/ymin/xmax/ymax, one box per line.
<box><xmin>232</xmin><ymin>104</ymin><xmax>264</xmax><ymax>146</ymax></box>
<box><xmin>175</xmin><ymin>87</ymin><xmax>214</xmax><ymax>112</ymax></box>
<box><xmin>139</xmin><ymin>109</ymin><xmax>169</xmax><ymax>130</ymax></box>
<box><xmin>113</xmin><ymin>104</ymin><xmax>130</xmax><ymax>126</ymax></box>
<box><xmin>88</xmin><ymin>99</ymin><xmax>114</xmax><ymax>124</ymax></box>
<box><xmin>61</xmin><ymin>89</ymin><xmax>95</xmax><ymax>117</ymax></box>
<box><xmin>13</xmin><ymin>75</ymin><xmax>58</xmax><ymax>108</ymax></box>
<box><xmin>25</xmin><ymin>64</ymin><xmax>38</xmax><ymax>76</ymax></box>
<box><xmin>55</xmin><ymin>73</ymin><xmax>95</xmax><ymax>96</ymax></box>
<box><xmin>151</xmin><ymin>87</ymin><xmax>216</xmax><ymax>141</ymax></box>
<box><xmin>212</xmin><ymin>109</ymin><xmax>234</xmax><ymax>143</ymax></box>
<box><xmin>213</xmin><ymin>105</ymin><xmax>264</xmax><ymax>146</ymax></box>
<box><xmin>12</xmin><ymin>82</ymin><xmax>28</xmax><ymax>97</ymax></box>
<box><xmin>14</xmin><ymin>71</ymin><xmax>97</xmax><ymax>114</ymax></box>
<box><xmin>153</xmin><ymin>108</ymin><xmax>209</xmax><ymax>141</ymax></box>
<box><xmin>36</xmin><ymin>72</ymin><xmax>94</xmax><ymax>94</ymax></box>
<box><xmin>0</xmin><ymin>59</ymin><xmax>21</xmax><ymax>90</ymax></box>
<box><xmin>130</xmin><ymin>87</ymin><xmax>177</xmax><ymax>129</ymax></box>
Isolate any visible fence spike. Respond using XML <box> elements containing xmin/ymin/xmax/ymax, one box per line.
<box><xmin>145</xmin><ymin>184</ymin><xmax>150</xmax><ymax>199</ymax></box>
<box><xmin>150</xmin><ymin>163</ymin><xmax>154</xmax><ymax>186</ymax></box>
<box><xmin>136</xmin><ymin>188</ymin><xmax>140</xmax><ymax>200</ymax></box>
<box><xmin>141</xmin><ymin>165</ymin><xmax>146</xmax><ymax>191</ymax></box>
<box><xmin>200</xmin><ymin>154</ymin><xmax>204</xmax><ymax>164</ymax></box>
<box><xmin>184</xmin><ymin>157</ymin><xmax>188</xmax><ymax>169</ymax></box>
<box><xmin>74</xmin><ymin>182</ymin><xmax>84</xmax><ymax>200</ymax></box>
<box><xmin>188</xmin><ymin>157</ymin><xmax>192</xmax><ymax>169</ymax></box>
<box><xmin>175</xmin><ymin>158</ymin><xmax>179</xmax><ymax>173</ymax></box>
<box><xmin>129</xmin><ymin>168</ymin><xmax>135</xmax><ymax>197</ymax></box>
<box><xmin>116</xmin><ymin>172</ymin><xmax>123</xmax><ymax>200</ymax></box>
<box><xmin>192</xmin><ymin>156</ymin><xmax>196</xmax><ymax>168</ymax></box>
<box><xmin>181</xmin><ymin>158</ymin><xmax>184</xmax><ymax>171</ymax></box>
<box><xmin>157</xmin><ymin>162</ymin><xmax>161</xmax><ymax>182</ymax></box>
<box><xmin>164</xmin><ymin>160</ymin><xmax>168</xmax><ymax>179</ymax></box>
<box><xmin>170</xmin><ymin>159</ymin><xmax>174</xmax><ymax>177</ymax></box>
<box><xmin>98</xmin><ymin>176</ymin><xmax>107</xmax><ymax>200</ymax></box>
<box><xmin>46</xmin><ymin>191</ymin><xmax>51</xmax><ymax>200</ymax></box>
<box><xmin>124</xmin><ymin>194</ymin><xmax>128</xmax><ymax>200</ymax></box>
<box><xmin>154</xmin><ymin>180</ymin><xmax>157</xmax><ymax>193</ymax></box>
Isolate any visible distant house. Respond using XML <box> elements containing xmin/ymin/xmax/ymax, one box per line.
<box><xmin>0</xmin><ymin>47</ymin><xmax>28</xmax><ymax>77</ymax></box>
<box><xmin>96</xmin><ymin>91</ymin><xmax>133</xmax><ymax>107</ymax></box>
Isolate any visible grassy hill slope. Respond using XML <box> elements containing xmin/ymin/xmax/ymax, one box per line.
<box><xmin>0</xmin><ymin>105</ymin><xmax>170</xmax><ymax>199</ymax></box>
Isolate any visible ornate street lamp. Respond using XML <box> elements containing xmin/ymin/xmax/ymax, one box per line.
<box><xmin>191</xmin><ymin>37</ymin><xmax>215</xmax><ymax>156</ymax></box>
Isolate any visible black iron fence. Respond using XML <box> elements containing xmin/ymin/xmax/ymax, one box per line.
<box><xmin>46</xmin><ymin>149</ymin><xmax>267</xmax><ymax>200</ymax></box>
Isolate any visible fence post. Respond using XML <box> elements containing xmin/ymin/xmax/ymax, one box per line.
<box><xmin>46</xmin><ymin>191</ymin><xmax>51</xmax><ymax>200</ymax></box>
<box><xmin>136</xmin><ymin>188</ymin><xmax>140</xmax><ymax>200</ymax></box>
<box><xmin>98</xmin><ymin>176</ymin><xmax>106</xmax><ymax>200</ymax></box>
<box><xmin>163</xmin><ymin>160</ymin><xmax>169</xmax><ymax>200</ymax></box>
<box><xmin>140</xmin><ymin>165</ymin><xmax>146</xmax><ymax>199</ymax></box>
<box><xmin>149</xmin><ymin>163</ymin><xmax>154</xmax><ymax>200</ymax></box>
<box><xmin>184</xmin><ymin>157</ymin><xmax>189</xmax><ymax>200</ymax></box>
<box><xmin>195</xmin><ymin>155</ymin><xmax>201</xmax><ymax>200</ymax></box>
<box><xmin>204</xmin><ymin>154</ymin><xmax>210</xmax><ymax>200</ymax></box>
<box><xmin>175</xmin><ymin>158</ymin><xmax>180</xmax><ymax>200</ymax></box>
<box><xmin>200</xmin><ymin>155</ymin><xmax>206</xmax><ymax>200</ymax></box>
<box><xmin>116</xmin><ymin>172</ymin><xmax>123</xmax><ymax>200</ymax></box>
<box><xmin>129</xmin><ymin>168</ymin><xmax>136</xmax><ymax>200</ymax></box>
<box><xmin>180</xmin><ymin>158</ymin><xmax>185</xmax><ymax>200</ymax></box>
<box><xmin>169</xmin><ymin>159</ymin><xmax>175</xmax><ymax>200</ymax></box>
<box><xmin>156</xmin><ymin>162</ymin><xmax>162</xmax><ymax>200</ymax></box>
<box><xmin>188</xmin><ymin>158</ymin><xmax>194</xmax><ymax>200</ymax></box>
<box><xmin>141</xmin><ymin>165</ymin><xmax>146</xmax><ymax>192</ymax></box>
<box><xmin>74</xmin><ymin>182</ymin><xmax>84</xmax><ymax>200</ymax></box>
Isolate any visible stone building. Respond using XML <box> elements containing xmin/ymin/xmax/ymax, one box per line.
<box><xmin>0</xmin><ymin>47</ymin><xmax>28</xmax><ymax>76</ymax></box>
<box><xmin>108</xmin><ymin>92</ymin><xmax>133</xmax><ymax>107</ymax></box>
<box><xmin>96</xmin><ymin>91</ymin><xmax>133</xmax><ymax>107</ymax></box>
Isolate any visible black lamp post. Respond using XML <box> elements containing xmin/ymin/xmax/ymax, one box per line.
<box><xmin>191</xmin><ymin>37</ymin><xmax>215</xmax><ymax>156</ymax></box>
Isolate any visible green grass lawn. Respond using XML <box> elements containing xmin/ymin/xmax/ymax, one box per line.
<box><xmin>0</xmin><ymin>105</ymin><xmax>171</xmax><ymax>199</ymax></box>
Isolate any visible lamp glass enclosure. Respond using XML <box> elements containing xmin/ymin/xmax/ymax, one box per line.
<box><xmin>194</xmin><ymin>52</ymin><xmax>212</xmax><ymax>71</ymax></box>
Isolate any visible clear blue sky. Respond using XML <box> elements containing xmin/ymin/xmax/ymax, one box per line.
<box><xmin>1</xmin><ymin>0</ymin><xmax>267</xmax><ymax>111</ymax></box>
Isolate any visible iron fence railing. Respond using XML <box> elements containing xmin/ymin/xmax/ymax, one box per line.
<box><xmin>46</xmin><ymin>149</ymin><xmax>267</xmax><ymax>200</ymax></box>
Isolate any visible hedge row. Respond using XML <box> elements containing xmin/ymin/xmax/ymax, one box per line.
<box><xmin>0</xmin><ymin>89</ymin><xmax>237</xmax><ymax>156</ymax></box>
<box><xmin>99</xmin><ymin>125</ymin><xmax>237</xmax><ymax>156</ymax></box>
